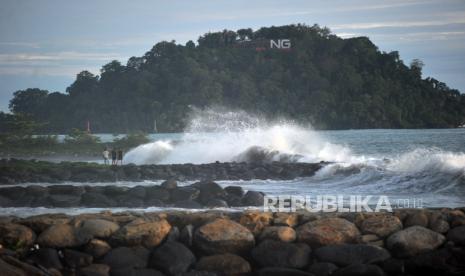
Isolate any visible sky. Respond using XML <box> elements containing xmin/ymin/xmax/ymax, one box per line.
<box><xmin>0</xmin><ymin>0</ymin><xmax>464</xmax><ymax>112</ymax></box>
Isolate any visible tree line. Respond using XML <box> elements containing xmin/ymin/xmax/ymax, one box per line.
<box><xmin>2</xmin><ymin>24</ymin><xmax>464</xmax><ymax>133</ymax></box>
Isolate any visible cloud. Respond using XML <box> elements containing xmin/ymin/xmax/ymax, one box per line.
<box><xmin>331</xmin><ymin>17</ymin><xmax>465</xmax><ymax>30</ymax></box>
<box><xmin>0</xmin><ymin>51</ymin><xmax>125</xmax><ymax>63</ymax></box>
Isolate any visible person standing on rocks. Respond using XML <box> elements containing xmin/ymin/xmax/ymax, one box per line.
<box><xmin>117</xmin><ymin>149</ymin><xmax>123</xmax><ymax>165</ymax></box>
<box><xmin>111</xmin><ymin>148</ymin><xmax>117</xmax><ymax>165</ymax></box>
<box><xmin>102</xmin><ymin>148</ymin><xmax>110</xmax><ymax>165</ymax></box>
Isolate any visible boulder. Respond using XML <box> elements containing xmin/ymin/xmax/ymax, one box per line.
<box><xmin>84</xmin><ymin>239</ymin><xmax>112</xmax><ymax>259</ymax></box>
<box><xmin>274</xmin><ymin>213</ymin><xmax>299</xmax><ymax>227</ymax></box>
<box><xmin>171</xmin><ymin>187</ymin><xmax>200</xmax><ymax>202</ymax></box>
<box><xmin>386</xmin><ymin>226</ymin><xmax>446</xmax><ymax>257</ymax></box>
<box><xmin>145</xmin><ymin>186</ymin><xmax>170</xmax><ymax>202</ymax></box>
<box><xmin>360</xmin><ymin>214</ymin><xmax>402</xmax><ymax>238</ymax></box>
<box><xmin>332</xmin><ymin>264</ymin><xmax>385</xmax><ymax>276</ymax></box>
<box><xmin>252</xmin><ymin>240</ymin><xmax>311</xmax><ymax>269</ymax></box>
<box><xmin>194</xmin><ymin>218</ymin><xmax>255</xmax><ymax>255</ymax></box>
<box><xmin>111</xmin><ymin>219</ymin><xmax>171</xmax><ymax>248</ymax></box>
<box><xmin>63</xmin><ymin>249</ymin><xmax>93</xmax><ymax>268</ymax></box>
<box><xmin>239</xmin><ymin>211</ymin><xmax>273</xmax><ymax>236</ymax></box>
<box><xmin>0</xmin><ymin>223</ymin><xmax>36</xmax><ymax>251</ymax></box>
<box><xmin>307</xmin><ymin>262</ymin><xmax>338</xmax><ymax>276</ymax></box>
<box><xmin>314</xmin><ymin>244</ymin><xmax>390</xmax><ymax>266</ymax></box>
<box><xmin>102</xmin><ymin>246</ymin><xmax>149</xmax><ymax>270</ymax></box>
<box><xmin>174</xmin><ymin>200</ymin><xmax>203</xmax><ymax>209</ymax></box>
<box><xmin>37</xmin><ymin>223</ymin><xmax>88</xmax><ymax>248</ymax></box>
<box><xmin>79</xmin><ymin>219</ymin><xmax>119</xmax><ymax>239</ymax></box>
<box><xmin>196</xmin><ymin>253</ymin><xmax>251</xmax><ymax>275</ymax></box>
<box><xmin>258</xmin><ymin>226</ymin><xmax>296</xmax><ymax>242</ymax></box>
<box><xmin>47</xmin><ymin>194</ymin><xmax>82</xmax><ymax>207</ymax></box>
<box><xmin>79</xmin><ymin>264</ymin><xmax>110</xmax><ymax>276</ymax></box>
<box><xmin>161</xmin><ymin>179</ymin><xmax>178</xmax><ymax>189</ymax></box>
<box><xmin>428</xmin><ymin>212</ymin><xmax>449</xmax><ymax>234</ymax></box>
<box><xmin>191</xmin><ymin>181</ymin><xmax>226</xmax><ymax>204</ymax></box>
<box><xmin>224</xmin><ymin>186</ymin><xmax>244</xmax><ymax>197</ymax></box>
<box><xmin>404</xmin><ymin>211</ymin><xmax>429</xmax><ymax>228</ymax></box>
<box><xmin>81</xmin><ymin>192</ymin><xmax>116</xmax><ymax>207</ymax></box>
<box><xmin>258</xmin><ymin>267</ymin><xmax>315</xmax><ymax>276</ymax></box>
<box><xmin>149</xmin><ymin>241</ymin><xmax>196</xmax><ymax>275</ymax></box>
<box><xmin>446</xmin><ymin>225</ymin><xmax>465</xmax><ymax>245</ymax></box>
<box><xmin>128</xmin><ymin>186</ymin><xmax>147</xmax><ymax>198</ymax></box>
<box><xmin>18</xmin><ymin>213</ymin><xmax>70</xmax><ymax>233</ymax></box>
<box><xmin>296</xmin><ymin>218</ymin><xmax>360</xmax><ymax>248</ymax></box>
<box><xmin>205</xmin><ymin>199</ymin><xmax>229</xmax><ymax>208</ymax></box>
<box><xmin>241</xmin><ymin>191</ymin><xmax>264</xmax><ymax>206</ymax></box>
<box><xmin>180</xmin><ymin>224</ymin><xmax>194</xmax><ymax>247</ymax></box>
<box><xmin>27</xmin><ymin>248</ymin><xmax>63</xmax><ymax>270</ymax></box>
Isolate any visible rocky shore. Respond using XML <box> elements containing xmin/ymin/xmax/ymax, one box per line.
<box><xmin>0</xmin><ymin>180</ymin><xmax>265</xmax><ymax>209</ymax></box>
<box><xmin>0</xmin><ymin>159</ymin><xmax>327</xmax><ymax>184</ymax></box>
<box><xmin>1</xmin><ymin>208</ymin><xmax>465</xmax><ymax>275</ymax></box>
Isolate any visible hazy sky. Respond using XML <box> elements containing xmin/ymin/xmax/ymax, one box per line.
<box><xmin>0</xmin><ymin>0</ymin><xmax>464</xmax><ymax>112</ymax></box>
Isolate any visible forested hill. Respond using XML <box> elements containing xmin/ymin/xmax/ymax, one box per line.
<box><xmin>4</xmin><ymin>24</ymin><xmax>465</xmax><ymax>133</ymax></box>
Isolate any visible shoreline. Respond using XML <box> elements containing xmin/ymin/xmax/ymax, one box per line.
<box><xmin>1</xmin><ymin>208</ymin><xmax>464</xmax><ymax>275</ymax></box>
<box><xmin>0</xmin><ymin>159</ymin><xmax>327</xmax><ymax>185</ymax></box>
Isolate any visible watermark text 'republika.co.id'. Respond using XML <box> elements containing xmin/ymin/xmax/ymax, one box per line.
<box><xmin>263</xmin><ymin>195</ymin><xmax>424</xmax><ymax>212</ymax></box>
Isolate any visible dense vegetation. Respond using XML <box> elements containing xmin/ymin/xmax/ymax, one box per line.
<box><xmin>2</xmin><ymin>24</ymin><xmax>465</xmax><ymax>133</ymax></box>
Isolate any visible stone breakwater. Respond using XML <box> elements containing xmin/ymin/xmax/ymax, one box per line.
<box><xmin>0</xmin><ymin>180</ymin><xmax>265</xmax><ymax>209</ymax></box>
<box><xmin>1</xmin><ymin>209</ymin><xmax>465</xmax><ymax>276</ymax></box>
<box><xmin>0</xmin><ymin>159</ymin><xmax>327</xmax><ymax>184</ymax></box>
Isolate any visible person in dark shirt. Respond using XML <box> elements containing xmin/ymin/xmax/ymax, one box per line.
<box><xmin>117</xmin><ymin>149</ymin><xmax>123</xmax><ymax>165</ymax></box>
<box><xmin>111</xmin><ymin>149</ymin><xmax>117</xmax><ymax>165</ymax></box>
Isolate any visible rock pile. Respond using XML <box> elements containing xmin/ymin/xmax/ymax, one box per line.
<box><xmin>0</xmin><ymin>208</ymin><xmax>465</xmax><ymax>275</ymax></box>
<box><xmin>0</xmin><ymin>159</ymin><xmax>327</xmax><ymax>184</ymax></box>
<box><xmin>0</xmin><ymin>180</ymin><xmax>265</xmax><ymax>208</ymax></box>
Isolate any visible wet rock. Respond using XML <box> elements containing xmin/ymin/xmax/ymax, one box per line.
<box><xmin>252</xmin><ymin>240</ymin><xmax>311</xmax><ymax>268</ymax></box>
<box><xmin>0</xmin><ymin>256</ymin><xmax>49</xmax><ymax>276</ymax></box>
<box><xmin>258</xmin><ymin>267</ymin><xmax>315</xmax><ymax>276</ymax></box>
<box><xmin>360</xmin><ymin>214</ymin><xmax>402</xmax><ymax>238</ymax></box>
<box><xmin>404</xmin><ymin>248</ymin><xmax>458</xmax><ymax>275</ymax></box>
<box><xmin>27</xmin><ymin>248</ymin><xmax>63</xmax><ymax>270</ymax></box>
<box><xmin>63</xmin><ymin>249</ymin><xmax>93</xmax><ymax>268</ymax></box>
<box><xmin>191</xmin><ymin>181</ymin><xmax>226</xmax><ymax>204</ymax></box>
<box><xmin>381</xmin><ymin>258</ymin><xmax>405</xmax><ymax>275</ymax></box>
<box><xmin>111</xmin><ymin>219</ymin><xmax>171</xmax><ymax>248</ymax></box>
<box><xmin>258</xmin><ymin>226</ymin><xmax>296</xmax><ymax>242</ymax></box>
<box><xmin>102</xmin><ymin>246</ymin><xmax>149</xmax><ymax>270</ymax></box>
<box><xmin>307</xmin><ymin>262</ymin><xmax>338</xmax><ymax>276</ymax></box>
<box><xmin>428</xmin><ymin>211</ymin><xmax>449</xmax><ymax>234</ymax></box>
<box><xmin>447</xmin><ymin>225</ymin><xmax>465</xmax><ymax>245</ymax></box>
<box><xmin>314</xmin><ymin>244</ymin><xmax>390</xmax><ymax>266</ymax></box>
<box><xmin>84</xmin><ymin>239</ymin><xmax>112</xmax><ymax>259</ymax></box>
<box><xmin>224</xmin><ymin>186</ymin><xmax>244</xmax><ymax>197</ymax></box>
<box><xmin>149</xmin><ymin>241</ymin><xmax>196</xmax><ymax>275</ymax></box>
<box><xmin>196</xmin><ymin>253</ymin><xmax>251</xmax><ymax>275</ymax></box>
<box><xmin>0</xmin><ymin>256</ymin><xmax>26</xmax><ymax>275</ymax></box>
<box><xmin>79</xmin><ymin>264</ymin><xmax>110</xmax><ymax>276</ymax></box>
<box><xmin>161</xmin><ymin>179</ymin><xmax>178</xmax><ymax>190</ymax></box>
<box><xmin>194</xmin><ymin>218</ymin><xmax>255</xmax><ymax>255</ymax></box>
<box><xmin>238</xmin><ymin>211</ymin><xmax>273</xmax><ymax>236</ymax></box>
<box><xmin>386</xmin><ymin>226</ymin><xmax>446</xmax><ymax>257</ymax></box>
<box><xmin>241</xmin><ymin>191</ymin><xmax>264</xmax><ymax>206</ymax></box>
<box><xmin>332</xmin><ymin>264</ymin><xmax>384</xmax><ymax>276</ymax></box>
<box><xmin>37</xmin><ymin>223</ymin><xmax>88</xmax><ymax>248</ymax></box>
<box><xmin>78</xmin><ymin>219</ymin><xmax>119</xmax><ymax>239</ymax></box>
<box><xmin>296</xmin><ymin>218</ymin><xmax>360</xmax><ymax>248</ymax></box>
<box><xmin>0</xmin><ymin>223</ymin><xmax>36</xmax><ymax>251</ymax></box>
<box><xmin>447</xmin><ymin>209</ymin><xmax>465</xmax><ymax>227</ymax></box>
<box><xmin>171</xmin><ymin>187</ymin><xmax>200</xmax><ymax>202</ymax></box>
